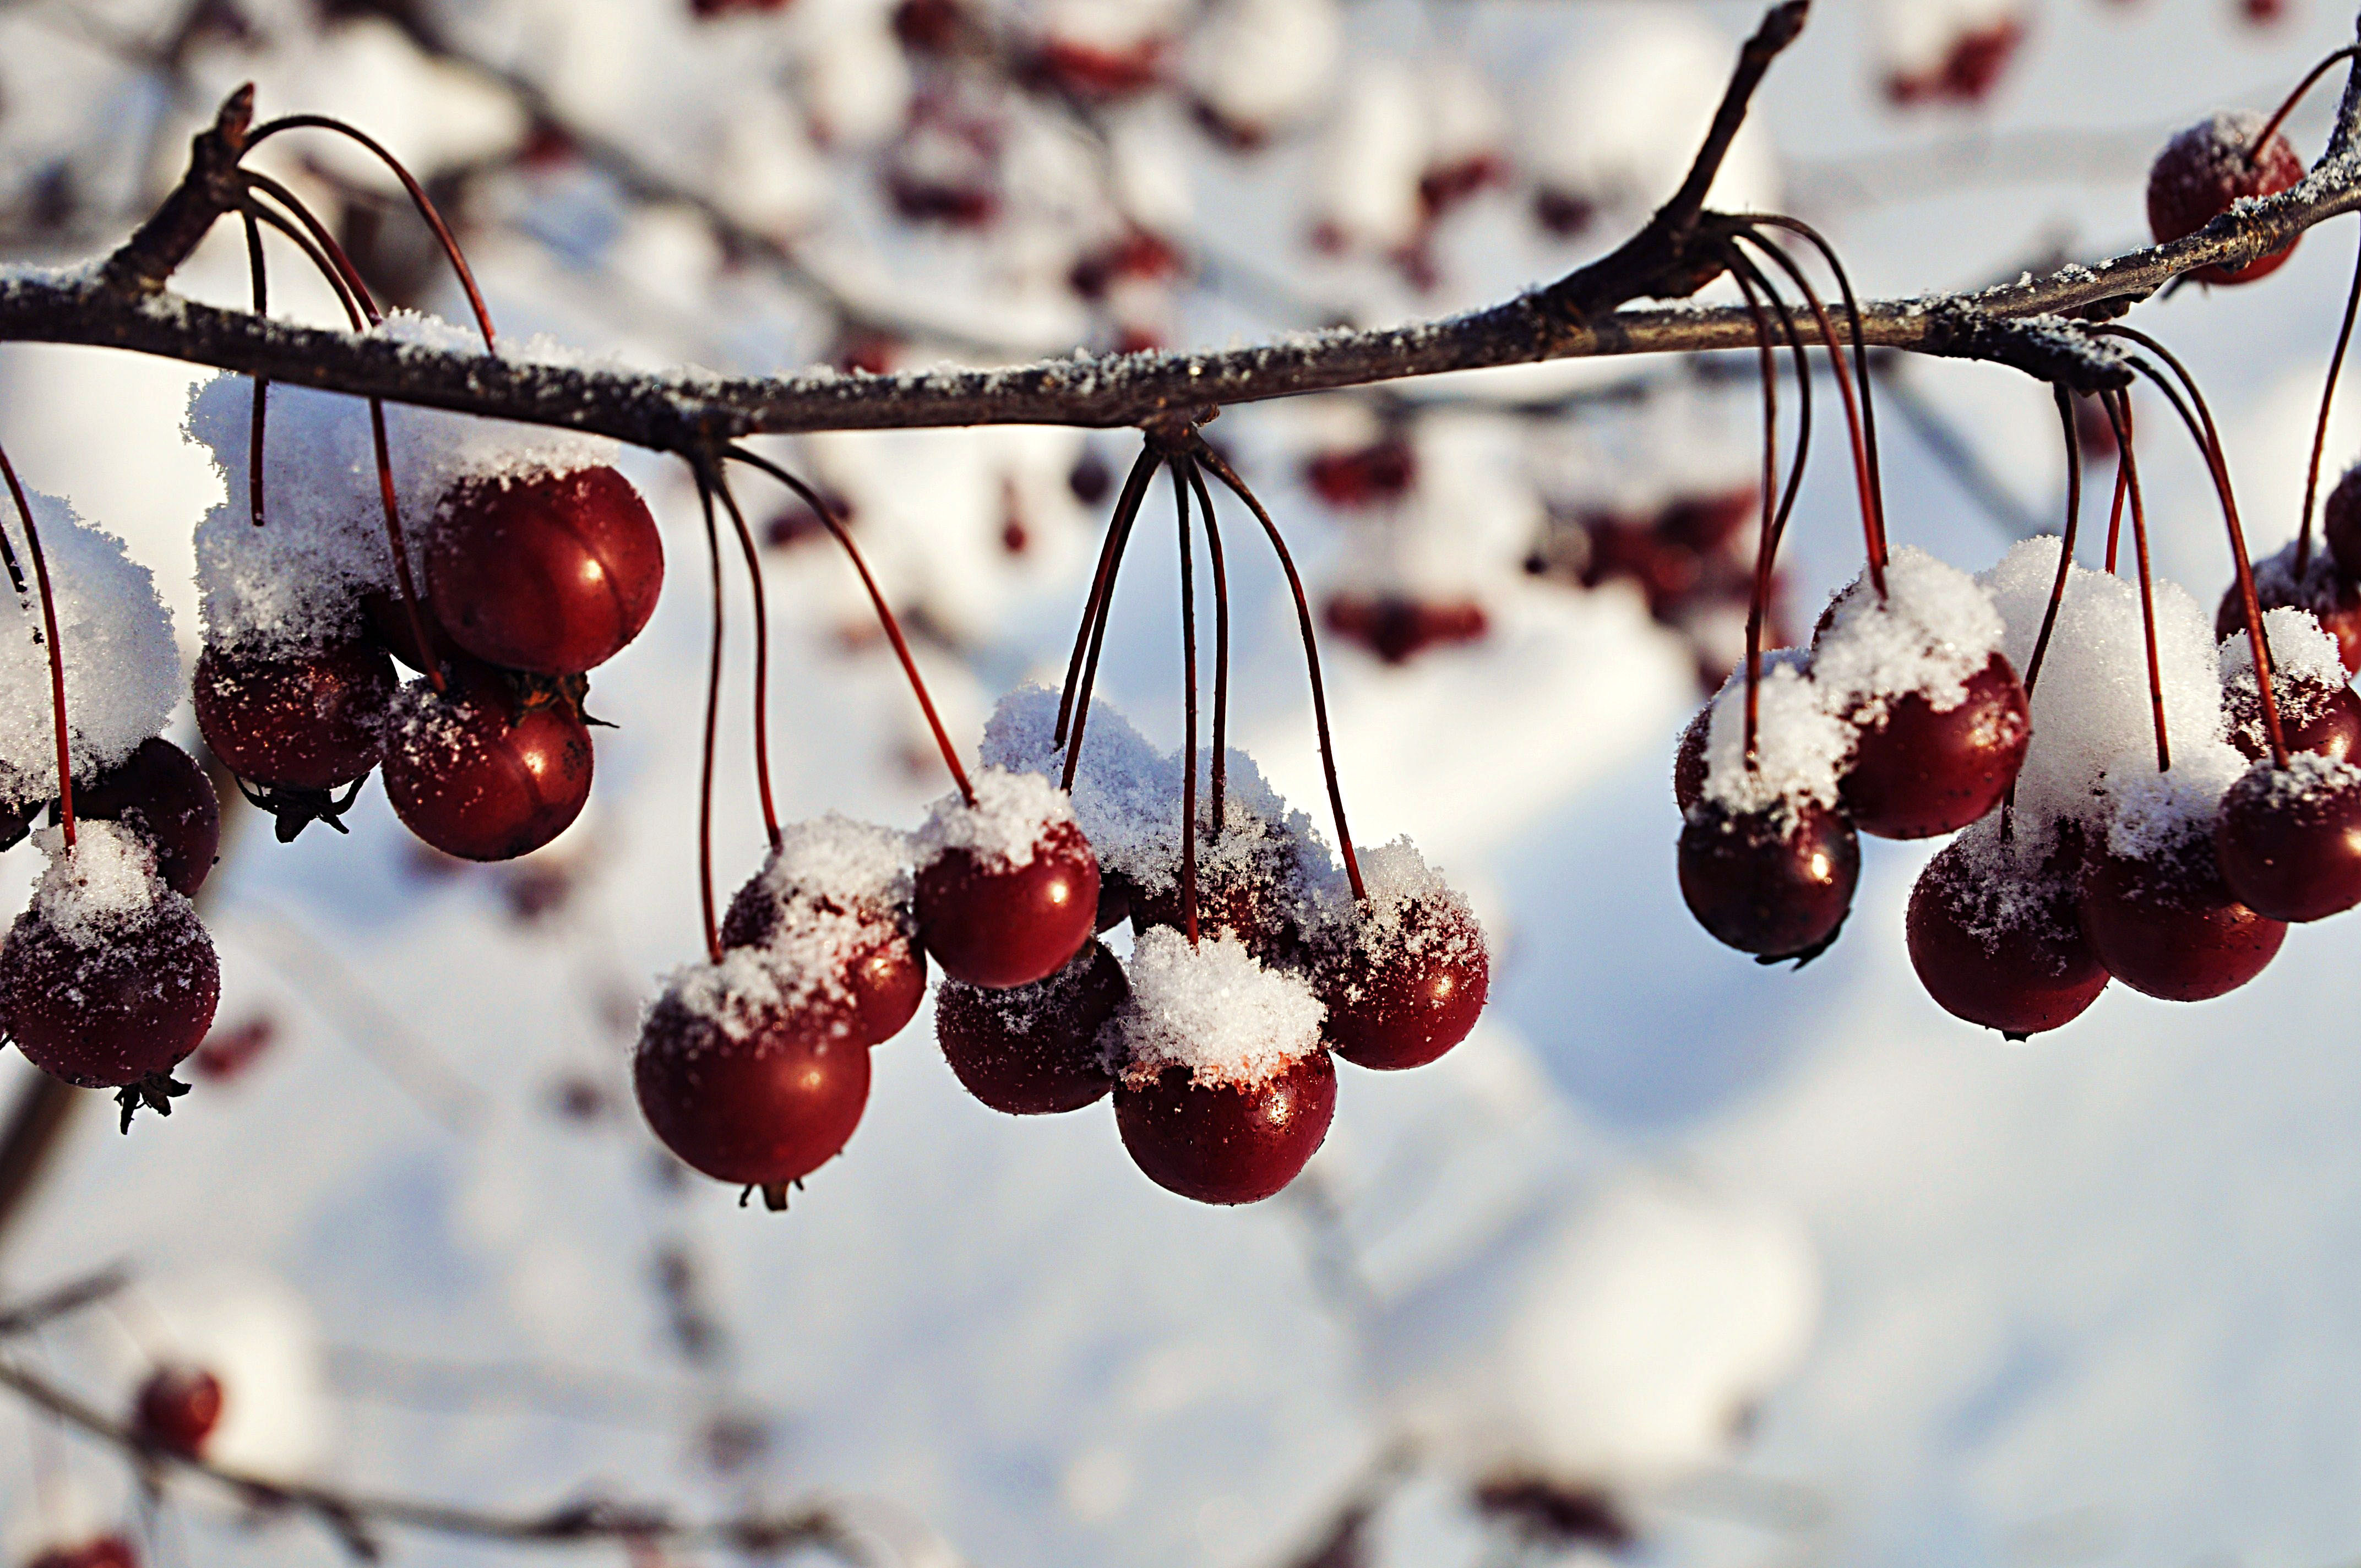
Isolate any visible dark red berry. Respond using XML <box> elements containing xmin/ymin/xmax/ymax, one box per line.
<box><xmin>1313</xmin><ymin>890</ymin><xmax>1489</xmax><ymax>1070</ymax></box>
<box><xmin>916</xmin><ymin>819</ymin><xmax>1099</xmax><ymax>989</ymax></box>
<box><xmin>1678</xmin><ymin>800</ymin><xmax>1859</xmax><ymax>960</ymax></box>
<box><xmin>1321</xmin><ymin>594</ymin><xmax>1489</xmax><ymax>664</ymax></box>
<box><xmin>1907</xmin><ymin>835</ymin><xmax>2108</xmax><ymax>1037</ymax></box>
<box><xmin>721</xmin><ymin>878</ymin><xmax>927</xmax><ymax>1048</ymax></box>
<box><xmin>1304</xmin><ymin>439</ymin><xmax>1416</xmax><ymax>509</ymax></box>
<box><xmin>360</xmin><ymin>588</ymin><xmax>458</xmax><ymax>674</ymax></box>
<box><xmin>2147</xmin><ymin>114</ymin><xmax>2306</xmax><ymax>285</ymax></box>
<box><xmin>1673</xmin><ymin>701</ymin><xmax>1710</xmax><ymax>815</ymax></box>
<box><xmin>424</xmin><ymin>467</ymin><xmax>663</xmax><ymax>676</ymax></box>
<box><xmin>1840</xmin><ymin>654</ymin><xmax>2030</xmax><ymax>839</ymax></box>
<box><xmin>132</xmin><ymin>1365</ymin><xmax>224</xmax><ymax>1457</ymax></box>
<box><xmin>2216</xmin><ymin>756</ymin><xmax>2361</xmax><ymax>922</ymax></box>
<box><xmin>68</xmin><ymin>739</ymin><xmax>220</xmax><ymax>898</ymax></box>
<box><xmin>2079</xmin><ymin>831</ymin><xmax>2285</xmax><ymax>1000</ymax></box>
<box><xmin>1884</xmin><ymin>16</ymin><xmax>2025</xmax><ymax>105</ymax></box>
<box><xmin>2</xmin><ymin>894</ymin><xmax>218</xmax><ymax>1089</ymax></box>
<box><xmin>2326</xmin><ymin>465</ymin><xmax>2361</xmax><ymax>579</ymax></box>
<box><xmin>936</xmin><ymin>939</ymin><xmax>1125</xmax><ymax>1114</ymax></box>
<box><xmin>381</xmin><ymin>662</ymin><xmax>594</xmax><ymax>862</ymax></box>
<box><xmin>2221</xmin><ymin>556</ymin><xmax>2361</xmax><ymax>674</ymax></box>
<box><xmin>1474</xmin><ymin>1478</ymin><xmax>1634</xmax><ymax>1551</ymax></box>
<box><xmin>192</xmin><ymin>639</ymin><xmax>394</xmax><ymax>789</ymax></box>
<box><xmin>1114</xmin><ymin>1052</ymin><xmax>1336</xmax><ymax>1205</ymax></box>
<box><xmin>2223</xmin><ymin>669</ymin><xmax>2361</xmax><ymax>761</ymax></box>
<box><xmin>633</xmin><ymin>982</ymin><xmax>870</xmax><ymax>1190</ymax></box>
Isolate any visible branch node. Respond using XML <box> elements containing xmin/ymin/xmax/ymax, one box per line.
<box><xmin>99</xmin><ymin>85</ymin><xmax>255</xmax><ymax>296</ymax></box>
<box><xmin>1917</xmin><ymin>302</ymin><xmax>2132</xmax><ymax>394</ymax></box>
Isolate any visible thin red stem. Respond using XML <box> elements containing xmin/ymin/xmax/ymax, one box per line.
<box><xmin>2104</xmin><ymin>398</ymin><xmax>2131</xmax><ymax>574</ymax></box>
<box><xmin>2023</xmin><ymin>385</ymin><xmax>2083</xmax><ymax>703</ymax></box>
<box><xmin>1172</xmin><ymin>460</ymin><xmax>1199</xmax><ymax>947</ymax></box>
<box><xmin>242</xmin><ymin>210</ymin><xmax>268</xmax><ymax>530</ymax></box>
<box><xmin>2252</xmin><ymin>45</ymin><xmax>2359</xmax><ymax>164</ymax></box>
<box><xmin>1193</xmin><ymin>443</ymin><xmax>1364</xmax><ymax>902</ymax></box>
<box><xmin>709</xmin><ymin>475</ymin><xmax>781</xmax><ymax>850</ymax></box>
<box><xmin>725</xmin><ymin>448</ymin><xmax>973</xmax><ymax>805</ymax></box>
<box><xmin>0</xmin><ymin>448</ymin><xmax>72</xmax><ymax>846</ymax></box>
<box><xmin>2104</xmin><ymin>391</ymin><xmax>2172</xmax><ymax>773</ymax></box>
<box><xmin>2297</xmin><ymin>221</ymin><xmax>2361</xmax><ymax>575</ymax></box>
<box><xmin>241</xmin><ymin>173</ymin><xmax>378</xmax><ymax>325</ymax></box>
<box><xmin>1728</xmin><ymin>260</ymin><xmax>1780</xmax><ymax>772</ymax></box>
<box><xmin>1727</xmin><ymin>248</ymin><xmax>1814</xmax><ymax>568</ymax></box>
<box><xmin>1751</xmin><ymin>214</ymin><xmax>1888</xmax><ymax>570</ymax></box>
<box><xmin>693</xmin><ymin>470</ymin><xmax>725</xmax><ymax>965</ymax></box>
<box><xmin>1184</xmin><ymin>459</ymin><xmax>1229</xmax><ymax>839</ymax></box>
<box><xmin>1058</xmin><ymin>445</ymin><xmax>1159</xmax><ymax>768</ymax></box>
<box><xmin>244</xmin><ymin>114</ymin><xmax>498</xmax><ymax>349</ymax></box>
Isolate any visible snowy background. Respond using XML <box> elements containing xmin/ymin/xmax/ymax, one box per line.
<box><xmin>3</xmin><ymin>0</ymin><xmax>2361</xmax><ymax>1564</ymax></box>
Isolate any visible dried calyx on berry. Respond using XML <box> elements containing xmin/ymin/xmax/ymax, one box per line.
<box><xmin>2217</xmin><ymin>607</ymin><xmax>2361</xmax><ymax>761</ymax></box>
<box><xmin>913</xmin><ymin>766</ymin><xmax>1101</xmax><ymax>990</ymax></box>
<box><xmin>722</xmin><ymin>814</ymin><xmax>928</xmax><ymax>1048</ymax></box>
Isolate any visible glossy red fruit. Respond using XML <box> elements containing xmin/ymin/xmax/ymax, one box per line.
<box><xmin>68</xmin><ymin>740</ymin><xmax>220</xmax><ymax>898</ymax></box>
<box><xmin>2147</xmin><ymin>114</ymin><xmax>2306</xmax><ymax>285</ymax></box>
<box><xmin>1907</xmin><ymin>836</ymin><xmax>2108</xmax><ymax>1037</ymax></box>
<box><xmin>2216</xmin><ymin>756</ymin><xmax>2361</xmax><ymax>922</ymax></box>
<box><xmin>1115</xmin><ymin>1052</ymin><xmax>1337</xmax><ymax>1205</ymax></box>
<box><xmin>1840</xmin><ymin>654</ymin><xmax>2030</xmax><ymax>839</ymax></box>
<box><xmin>1315</xmin><ymin>894</ymin><xmax>1489</xmax><ymax>1070</ymax></box>
<box><xmin>916</xmin><ymin>820</ymin><xmax>1099</xmax><ymax>989</ymax></box>
<box><xmin>361</xmin><ymin>588</ymin><xmax>458</xmax><ymax>674</ymax></box>
<box><xmin>937</xmin><ymin>939</ymin><xmax>1125</xmax><ymax>1114</ymax></box>
<box><xmin>192</xmin><ymin>639</ymin><xmax>394</xmax><ymax>788</ymax></box>
<box><xmin>2326</xmin><ymin>465</ymin><xmax>2361</xmax><ymax>579</ymax></box>
<box><xmin>1678</xmin><ymin>800</ymin><xmax>1859</xmax><ymax>960</ymax></box>
<box><xmin>381</xmin><ymin>662</ymin><xmax>594</xmax><ymax>862</ymax></box>
<box><xmin>1</xmin><ymin>899</ymin><xmax>219</xmax><ymax>1088</ymax></box>
<box><xmin>425</xmin><ymin>467</ymin><xmax>663</xmax><ymax>676</ymax></box>
<box><xmin>722</xmin><ymin>880</ymin><xmax>927</xmax><ymax>1047</ymax></box>
<box><xmin>26</xmin><ymin>1537</ymin><xmax>138</xmax><ymax>1568</ymax></box>
<box><xmin>132</xmin><ymin>1365</ymin><xmax>224</xmax><ymax>1457</ymax></box>
<box><xmin>2221</xmin><ymin>559</ymin><xmax>2361</xmax><ymax>673</ymax></box>
<box><xmin>634</xmin><ymin>986</ymin><xmax>870</xmax><ymax>1193</ymax></box>
<box><xmin>2079</xmin><ymin>833</ymin><xmax>2285</xmax><ymax>1000</ymax></box>
<box><xmin>2223</xmin><ymin>671</ymin><xmax>2361</xmax><ymax>761</ymax></box>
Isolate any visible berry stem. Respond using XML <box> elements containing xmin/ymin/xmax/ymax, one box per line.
<box><xmin>1193</xmin><ymin>442</ymin><xmax>1366</xmax><ymax>902</ymax></box>
<box><xmin>2295</xmin><ymin>221</ymin><xmax>2361</xmax><ymax>575</ymax></box>
<box><xmin>244</xmin><ymin>114</ymin><xmax>498</xmax><ymax>349</ymax></box>
<box><xmin>2023</xmin><ymin>384</ymin><xmax>2084</xmax><ymax>703</ymax></box>
<box><xmin>1172</xmin><ymin>460</ymin><xmax>1200</xmax><ymax>947</ymax></box>
<box><xmin>242</xmin><ymin>210</ymin><xmax>269</xmax><ymax>530</ymax></box>
<box><xmin>708</xmin><ymin>472</ymin><xmax>781</xmax><ymax>851</ymax></box>
<box><xmin>1056</xmin><ymin>445</ymin><xmax>1159</xmax><ymax>759</ymax></box>
<box><xmin>0</xmin><ymin>446</ymin><xmax>73</xmax><ymax>847</ymax></box>
<box><xmin>692</xmin><ymin>469</ymin><xmax>726</xmax><ymax>966</ymax></box>
<box><xmin>1751</xmin><ymin>214</ymin><xmax>1888</xmax><ymax>572</ymax></box>
<box><xmin>1184</xmin><ymin>458</ymin><xmax>1230</xmax><ymax>840</ymax></box>
<box><xmin>1727</xmin><ymin>259</ymin><xmax>1781</xmax><ymax>772</ymax></box>
<box><xmin>2103</xmin><ymin>400</ymin><xmax>2130</xmax><ymax>575</ymax></box>
<box><xmin>2250</xmin><ymin>44</ymin><xmax>2358</xmax><ymax>167</ymax></box>
<box><xmin>723</xmin><ymin>447</ymin><xmax>974</xmax><ymax>805</ymax></box>
<box><xmin>2103</xmin><ymin>390</ymin><xmax>2172</xmax><ymax>773</ymax></box>
<box><xmin>1726</xmin><ymin>248</ymin><xmax>1814</xmax><ymax>569</ymax></box>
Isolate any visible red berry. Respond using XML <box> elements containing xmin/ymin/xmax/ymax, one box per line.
<box><xmin>1907</xmin><ymin>832</ymin><xmax>2108</xmax><ymax>1038</ymax></box>
<box><xmin>2221</xmin><ymin>553</ymin><xmax>2361</xmax><ymax>673</ymax></box>
<box><xmin>915</xmin><ymin>787</ymin><xmax>1099</xmax><ymax>989</ymax></box>
<box><xmin>2216</xmin><ymin>755</ymin><xmax>2361</xmax><ymax>922</ymax></box>
<box><xmin>633</xmin><ymin>974</ymin><xmax>870</xmax><ymax>1192</ymax></box>
<box><xmin>1673</xmin><ymin>701</ymin><xmax>1710</xmax><ymax>815</ymax></box>
<box><xmin>360</xmin><ymin>588</ymin><xmax>458</xmax><ymax>674</ymax></box>
<box><xmin>69</xmin><ymin>739</ymin><xmax>219</xmax><ymax>898</ymax></box>
<box><xmin>2078</xmin><ymin>831</ymin><xmax>2285</xmax><ymax>1000</ymax></box>
<box><xmin>1678</xmin><ymin>800</ymin><xmax>1859</xmax><ymax>960</ymax></box>
<box><xmin>2222</xmin><ymin>668</ymin><xmax>2361</xmax><ymax>761</ymax></box>
<box><xmin>1312</xmin><ymin>878</ymin><xmax>1489</xmax><ymax>1071</ymax></box>
<box><xmin>1321</xmin><ymin>594</ymin><xmax>1489</xmax><ymax>664</ymax></box>
<box><xmin>1128</xmin><ymin>824</ymin><xmax>1305</xmax><ymax>963</ymax></box>
<box><xmin>2147</xmin><ymin>113</ymin><xmax>2305</xmax><ymax>285</ymax></box>
<box><xmin>1114</xmin><ymin>1052</ymin><xmax>1336</xmax><ymax>1205</ymax></box>
<box><xmin>132</xmin><ymin>1365</ymin><xmax>224</xmax><ymax>1457</ymax></box>
<box><xmin>722</xmin><ymin>875</ymin><xmax>927</xmax><ymax>1048</ymax></box>
<box><xmin>936</xmin><ymin>939</ymin><xmax>1125</xmax><ymax>1114</ymax></box>
<box><xmin>381</xmin><ymin>662</ymin><xmax>594</xmax><ymax>862</ymax></box>
<box><xmin>26</xmin><ymin>1537</ymin><xmax>137</xmax><ymax>1568</ymax></box>
<box><xmin>1304</xmin><ymin>439</ymin><xmax>1416</xmax><ymax>509</ymax></box>
<box><xmin>424</xmin><ymin>467</ymin><xmax>663</xmax><ymax>676</ymax></box>
<box><xmin>1840</xmin><ymin>654</ymin><xmax>2030</xmax><ymax>839</ymax></box>
<box><xmin>192</xmin><ymin>639</ymin><xmax>393</xmax><ymax>789</ymax></box>
<box><xmin>2</xmin><ymin>891</ymin><xmax>218</xmax><ymax>1090</ymax></box>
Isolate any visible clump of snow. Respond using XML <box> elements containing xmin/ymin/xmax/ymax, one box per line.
<box><xmin>916</xmin><ymin>766</ymin><xmax>1080</xmax><ymax>870</ymax></box>
<box><xmin>27</xmin><ymin>820</ymin><xmax>165</xmax><ymax>943</ymax></box>
<box><xmin>749</xmin><ymin>813</ymin><xmax>913</xmax><ymax>914</ymax></box>
<box><xmin>1693</xmin><ymin>657</ymin><xmax>1852</xmax><ymax>820</ymax></box>
<box><xmin>2239</xmin><ymin>748</ymin><xmax>2361</xmax><ymax>808</ymax></box>
<box><xmin>1934</xmin><ymin>816</ymin><xmax>2087</xmax><ymax>957</ymax></box>
<box><xmin>1813</xmin><ymin>545</ymin><xmax>2006</xmax><ymax>722</ymax></box>
<box><xmin>2101</xmin><ymin>739</ymin><xmax>2246</xmax><ymax>862</ymax></box>
<box><xmin>186</xmin><ymin>313</ymin><xmax>616</xmax><ymax>651</ymax></box>
<box><xmin>1306</xmin><ymin>835</ymin><xmax>1484</xmax><ymax>967</ymax></box>
<box><xmin>1979</xmin><ymin>536</ymin><xmax>2225</xmax><ymax>844</ymax></box>
<box><xmin>0</xmin><ymin>488</ymin><xmax>179</xmax><ymax>810</ymax></box>
<box><xmin>650</xmin><ymin>946</ymin><xmax>855</xmax><ymax>1049</ymax></box>
<box><xmin>1313</xmin><ymin>62</ymin><xmax>1427</xmax><ymax>250</ymax></box>
<box><xmin>2219</xmin><ymin>605</ymin><xmax>2346</xmax><ymax>688</ymax></box>
<box><xmin>1104</xmin><ymin>927</ymin><xmax>1325</xmax><ymax>1090</ymax></box>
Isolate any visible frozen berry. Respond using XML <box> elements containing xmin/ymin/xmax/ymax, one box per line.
<box><xmin>1840</xmin><ymin>654</ymin><xmax>2030</xmax><ymax>839</ymax></box>
<box><xmin>722</xmin><ymin>879</ymin><xmax>927</xmax><ymax>1048</ymax></box>
<box><xmin>69</xmin><ymin>739</ymin><xmax>219</xmax><ymax>898</ymax></box>
<box><xmin>381</xmin><ymin>662</ymin><xmax>594</xmax><ymax>862</ymax></box>
<box><xmin>2220</xmin><ymin>558</ymin><xmax>2361</xmax><ymax>673</ymax></box>
<box><xmin>2327</xmin><ymin>465</ymin><xmax>2361</xmax><ymax>579</ymax></box>
<box><xmin>1311</xmin><ymin>872</ymin><xmax>1488</xmax><ymax>1071</ymax></box>
<box><xmin>193</xmin><ymin>639</ymin><xmax>394</xmax><ymax>789</ymax></box>
<box><xmin>2079</xmin><ymin>832</ymin><xmax>2285</xmax><ymax>1000</ymax></box>
<box><xmin>1115</xmin><ymin>1052</ymin><xmax>1336</xmax><ymax>1205</ymax></box>
<box><xmin>937</xmin><ymin>939</ymin><xmax>1125</xmax><ymax>1114</ymax></box>
<box><xmin>2147</xmin><ymin>113</ymin><xmax>2306</xmax><ymax>285</ymax></box>
<box><xmin>915</xmin><ymin>778</ymin><xmax>1100</xmax><ymax>989</ymax></box>
<box><xmin>2</xmin><ymin>893</ymin><xmax>217</xmax><ymax>1090</ymax></box>
<box><xmin>2216</xmin><ymin>755</ymin><xmax>2361</xmax><ymax>922</ymax></box>
<box><xmin>1907</xmin><ymin>832</ymin><xmax>2108</xmax><ymax>1037</ymax></box>
<box><xmin>1678</xmin><ymin>800</ymin><xmax>1859</xmax><ymax>960</ymax></box>
<box><xmin>1129</xmin><ymin>825</ymin><xmax>1305</xmax><ymax>963</ymax></box>
<box><xmin>633</xmin><ymin>978</ymin><xmax>869</xmax><ymax>1194</ymax></box>
<box><xmin>425</xmin><ymin>467</ymin><xmax>664</xmax><ymax>676</ymax></box>
<box><xmin>1673</xmin><ymin>701</ymin><xmax>1711</xmax><ymax>816</ymax></box>
<box><xmin>361</xmin><ymin>588</ymin><xmax>458</xmax><ymax>674</ymax></box>
<box><xmin>132</xmin><ymin>1365</ymin><xmax>223</xmax><ymax>1457</ymax></box>
<box><xmin>2223</xmin><ymin>668</ymin><xmax>2361</xmax><ymax>761</ymax></box>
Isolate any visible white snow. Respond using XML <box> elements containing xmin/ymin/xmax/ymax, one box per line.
<box><xmin>1103</xmin><ymin>925</ymin><xmax>1325</xmax><ymax>1089</ymax></box>
<box><xmin>1812</xmin><ymin>545</ymin><xmax>2007</xmax><ymax>721</ymax></box>
<box><xmin>915</xmin><ymin>765</ymin><xmax>1081</xmax><ymax>870</ymax></box>
<box><xmin>1694</xmin><ymin>656</ymin><xmax>1853</xmax><ymax>819</ymax></box>
<box><xmin>25</xmin><ymin>820</ymin><xmax>162</xmax><ymax>943</ymax></box>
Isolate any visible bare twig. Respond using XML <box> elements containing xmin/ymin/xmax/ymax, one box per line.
<box><xmin>0</xmin><ymin>1265</ymin><xmax>128</xmax><ymax>1336</ymax></box>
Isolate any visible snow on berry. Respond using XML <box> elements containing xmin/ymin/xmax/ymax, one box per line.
<box><xmin>1925</xmin><ymin>814</ymin><xmax>2083</xmax><ymax>953</ymax></box>
<box><xmin>982</xmin><ymin>683</ymin><xmax>1177</xmax><ymax>875</ymax></box>
<box><xmin>742</xmin><ymin>812</ymin><xmax>913</xmax><ymax>913</ymax></box>
<box><xmin>1813</xmin><ymin>546</ymin><xmax>2006</xmax><ymax>721</ymax></box>
<box><xmin>2221</xmin><ymin>605</ymin><xmax>2347</xmax><ymax>689</ymax></box>
<box><xmin>1104</xmin><ymin>926</ymin><xmax>1325</xmax><ymax>1090</ymax></box>
<box><xmin>0</xmin><ymin>489</ymin><xmax>179</xmax><ymax>812</ymax></box>
<box><xmin>186</xmin><ymin>313</ymin><xmax>617</xmax><ymax>652</ymax></box>
<box><xmin>723</xmin><ymin>814</ymin><xmax>920</xmax><ymax>1020</ymax></box>
<box><xmin>28</xmin><ymin>820</ymin><xmax>166</xmax><ymax>941</ymax></box>
<box><xmin>1978</xmin><ymin>537</ymin><xmax>2226</xmax><ymax>846</ymax></box>
<box><xmin>915</xmin><ymin>765</ymin><xmax>1081</xmax><ymax>871</ymax></box>
<box><xmin>2219</xmin><ymin>605</ymin><xmax>2351</xmax><ymax>753</ymax></box>
<box><xmin>1691</xmin><ymin>656</ymin><xmax>1852</xmax><ymax>821</ymax></box>
<box><xmin>655</xmin><ymin>948</ymin><xmax>839</xmax><ymax>1047</ymax></box>
<box><xmin>1305</xmin><ymin>836</ymin><xmax>1483</xmax><ymax>962</ymax></box>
